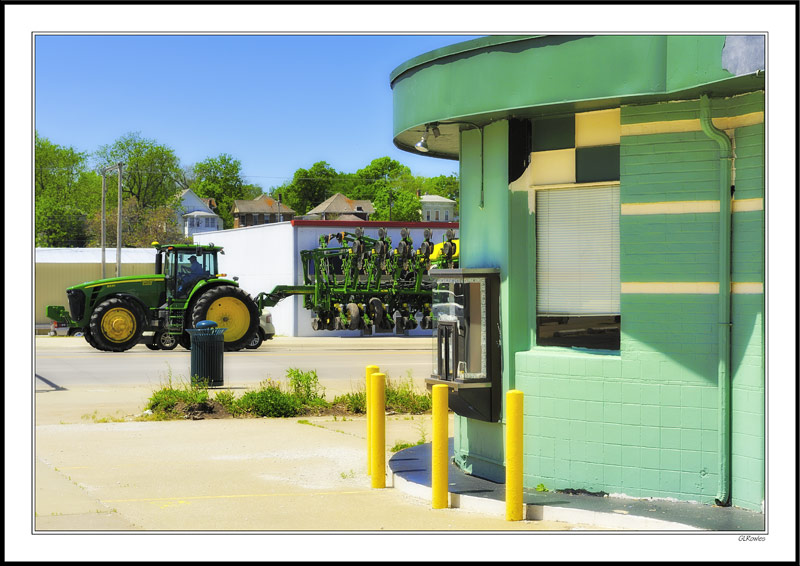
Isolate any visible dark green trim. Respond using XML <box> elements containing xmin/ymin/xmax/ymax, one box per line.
<box><xmin>532</xmin><ymin>116</ymin><xmax>575</xmax><ymax>151</ymax></box>
<box><xmin>576</xmin><ymin>145</ymin><xmax>620</xmax><ymax>183</ymax></box>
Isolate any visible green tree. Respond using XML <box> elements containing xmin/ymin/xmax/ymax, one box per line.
<box><xmin>370</xmin><ymin>186</ymin><xmax>421</xmax><ymax>222</ymax></box>
<box><xmin>280</xmin><ymin>161</ymin><xmax>341</xmax><ymax>215</ymax></box>
<box><xmin>86</xmin><ymin>199</ymin><xmax>189</xmax><ymax>248</ymax></box>
<box><xmin>35</xmin><ymin>132</ymin><xmax>102</xmax><ymax>246</ymax></box>
<box><xmin>348</xmin><ymin>157</ymin><xmax>411</xmax><ymax>201</ymax></box>
<box><xmin>95</xmin><ymin>132</ymin><xmax>183</xmax><ymax>209</ymax></box>
<box><xmin>192</xmin><ymin>153</ymin><xmax>247</xmax><ymax>229</ymax></box>
<box><xmin>242</xmin><ymin>182</ymin><xmax>264</xmax><ymax>200</ymax></box>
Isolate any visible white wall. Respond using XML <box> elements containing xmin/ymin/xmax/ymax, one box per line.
<box><xmin>193</xmin><ymin>222</ymin><xmax>297</xmax><ymax>336</ymax></box>
<box><xmin>194</xmin><ymin>223</ymin><xmax>459</xmax><ymax>337</ymax></box>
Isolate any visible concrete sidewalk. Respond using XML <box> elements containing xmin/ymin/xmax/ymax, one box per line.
<box><xmin>33</xmin><ymin>384</ymin><xmax>587</xmax><ymax>532</ymax></box>
<box><xmin>32</xmin><ymin>382</ymin><xmax>764</xmax><ymax>533</ymax></box>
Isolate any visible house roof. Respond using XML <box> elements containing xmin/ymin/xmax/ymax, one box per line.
<box><xmin>332</xmin><ymin>214</ymin><xmax>364</xmax><ymax>222</ymax></box>
<box><xmin>232</xmin><ymin>196</ymin><xmax>296</xmax><ymax>215</ymax></box>
<box><xmin>182</xmin><ymin>210</ymin><xmax>218</xmax><ymax>217</ymax></box>
<box><xmin>420</xmin><ymin>194</ymin><xmax>456</xmax><ymax>204</ymax></box>
<box><xmin>306</xmin><ymin>193</ymin><xmax>375</xmax><ymax>216</ymax></box>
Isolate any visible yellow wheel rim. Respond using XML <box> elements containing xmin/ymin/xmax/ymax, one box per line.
<box><xmin>101</xmin><ymin>307</ymin><xmax>137</xmax><ymax>343</ymax></box>
<box><xmin>206</xmin><ymin>297</ymin><xmax>250</xmax><ymax>342</ymax></box>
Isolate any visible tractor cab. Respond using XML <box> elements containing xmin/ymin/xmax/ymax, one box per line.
<box><xmin>153</xmin><ymin>243</ymin><xmax>223</xmax><ymax>300</ymax></box>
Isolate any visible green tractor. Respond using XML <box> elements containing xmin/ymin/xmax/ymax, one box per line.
<box><xmin>56</xmin><ymin>243</ymin><xmax>260</xmax><ymax>352</ymax></box>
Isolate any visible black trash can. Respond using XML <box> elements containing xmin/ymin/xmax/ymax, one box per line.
<box><xmin>187</xmin><ymin>320</ymin><xmax>226</xmax><ymax>387</ymax></box>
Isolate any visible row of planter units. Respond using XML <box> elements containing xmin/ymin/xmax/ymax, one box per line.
<box><xmin>391</xmin><ymin>35</ymin><xmax>765</xmax><ymax>511</ymax></box>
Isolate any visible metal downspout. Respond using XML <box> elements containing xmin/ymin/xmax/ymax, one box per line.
<box><xmin>699</xmin><ymin>94</ymin><xmax>733</xmax><ymax>506</ymax></box>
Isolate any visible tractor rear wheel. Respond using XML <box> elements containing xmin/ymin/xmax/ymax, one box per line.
<box><xmin>191</xmin><ymin>286</ymin><xmax>259</xmax><ymax>352</ymax></box>
<box><xmin>89</xmin><ymin>297</ymin><xmax>145</xmax><ymax>352</ymax></box>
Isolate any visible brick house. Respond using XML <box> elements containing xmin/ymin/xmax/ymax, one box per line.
<box><xmin>232</xmin><ymin>194</ymin><xmax>295</xmax><ymax>228</ymax></box>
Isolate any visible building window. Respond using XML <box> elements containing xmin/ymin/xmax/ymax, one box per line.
<box><xmin>270</xmin><ymin>214</ymin><xmax>276</xmax><ymax>223</ymax></box>
<box><xmin>205</xmin><ymin>217</ymin><xmax>212</xmax><ymax>227</ymax></box>
<box><xmin>535</xmin><ymin>185</ymin><xmax>620</xmax><ymax>350</ymax></box>
<box><xmin>445</xmin><ymin>210</ymin><xmax>449</xmax><ymax>221</ymax></box>
<box><xmin>426</xmin><ymin>211</ymin><xmax>431</xmax><ymax>221</ymax></box>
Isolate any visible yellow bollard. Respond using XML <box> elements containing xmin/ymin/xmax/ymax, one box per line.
<box><xmin>370</xmin><ymin>372</ymin><xmax>386</xmax><ymax>488</ymax></box>
<box><xmin>365</xmin><ymin>365</ymin><xmax>379</xmax><ymax>475</ymax></box>
<box><xmin>431</xmin><ymin>384</ymin><xmax>449</xmax><ymax>509</ymax></box>
<box><xmin>506</xmin><ymin>389</ymin><xmax>524</xmax><ymax>521</ymax></box>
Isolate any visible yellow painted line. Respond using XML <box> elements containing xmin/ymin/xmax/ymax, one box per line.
<box><xmin>622</xmin><ymin>282</ymin><xmax>763</xmax><ymax>294</ymax></box>
<box><xmin>621</xmin><ymin>200</ymin><xmax>719</xmax><ymax>215</ymax></box>
<box><xmin>621</xmin><ymin>198</ymin><xmax>763</xmax><ymax>215</ymax></box>
<box><xmin>732</xmin><ymin>282</ymin><xmax>764</xmax><ymax>294</ymax></box>
<box><xmin>37</xmin><ymin>350</ymin><xmax>434</xmax><ymax>360</ymax></box>
<box><xmin>103</xmin><ymin>490</ymin><xmax>371</xmax><ymax>504</ymax></box>
<box><xmin>621</xmin><ymin>112</ymin><xmax>764</xmax><ymax>136</ymax></box>
<box><xmin>622</xmin><ymin>282</ymin><xmax>719</xmax><ymax>294</ymax></box>
<box><xmin>732</xmin><ymin>198</ymin><xmax>764</xmax><ymax>212</ymax></box>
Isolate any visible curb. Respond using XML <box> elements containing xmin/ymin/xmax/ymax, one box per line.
<box><xmin>389</xmin><ymin>468</ymin><xmax>699</xmax><ymax>530</ymax></box>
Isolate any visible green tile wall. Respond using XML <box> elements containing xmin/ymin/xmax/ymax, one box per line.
<box><xmin>621</xmin><ymin>215</ymin><xmax>720</xmax><ymax>282</ymax></box>
<box><xmin>513</xmin><ymin>94</ymin><xmax>764</xmax><ymax>511</ymax></box>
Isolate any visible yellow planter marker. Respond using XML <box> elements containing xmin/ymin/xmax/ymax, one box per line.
<box><xmin>432</xmin><ymin>384</ymin><xmax>449</xmax><ymax>509</ymax></box>
<box><xmin>506</xmin><ymin>389</ymin><xmax>524</xmax><ymax>521</ymax></box>
<box><xmin>370</xmin><ymin>372</ymin><xmax>386</xmax><ymax>488</ymax></box>
<box><xmin>365</xmin><ymin>365</ymin><xmax>379</xmax><ymax>475</ymax></box>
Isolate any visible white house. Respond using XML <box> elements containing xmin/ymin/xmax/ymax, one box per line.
<box><xmin>420</xmin><ymin>194</ymin><xmax>456</xmax><ymax>222</ymax></box>
<box><xmin>178</xmin><ymin>189</ymin><xmax>222</xmax><ymax>237</ymax></box>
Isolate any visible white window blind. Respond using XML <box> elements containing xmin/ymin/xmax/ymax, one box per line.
<box><xmin>536</xmin><ymin>185</ymin><xmax>620</xmax><ymax>315</ymax></box>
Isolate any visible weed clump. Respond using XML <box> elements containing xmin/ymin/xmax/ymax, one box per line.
<box><xmin>142</xmin><ymin>369</ymin><xmax>434</xmax><ymax>420</ymax></box>
<box><xmin>237</xmin><ymin>379</ymin><xmax>303</xmax><ymax>418</ymax></box>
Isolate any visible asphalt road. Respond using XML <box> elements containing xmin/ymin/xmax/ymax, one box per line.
<box><xmin>34</xmin><ymin>335</ymin><xmax>435</xmax><ymax>397</ymax></box>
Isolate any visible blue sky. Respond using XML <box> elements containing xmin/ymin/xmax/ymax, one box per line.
<box><xmin>35</xmin><ymin>34</ymin><xmax>483</xmax><ymax>188</ymax></box>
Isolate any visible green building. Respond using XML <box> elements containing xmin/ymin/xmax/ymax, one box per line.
<box><xmin>391</xmin><ymin>35</ymin><xmax>765</xmax><ymax>512</ymax></box>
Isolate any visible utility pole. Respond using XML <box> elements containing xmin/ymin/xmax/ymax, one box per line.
<box><xmin>101</xmin><ymin>173</ymin><xmax>107</xmax><ymax>279</ymax></box>
<box><xmin>101</xmin><ymin>163</ymin><xmax>124</xmax><ymax>278</ymax></box>
<box><xmin>116</xmin><ymin>162</ymin><xmax>123</xmax><ymax>277</ymax></box>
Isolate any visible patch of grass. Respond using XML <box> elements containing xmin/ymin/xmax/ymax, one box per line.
<box><xmin>237</xmin><ymin>379</ymin><xmax>302</xmax><ymax>418</ymax></box>
<box><xmin>144</xmin><ymin>374</ymin><xmax>210</xmax><ymax>420</ymax></box>
<box><xmin>81</xmin><ymin>410</ymin><xmax>126</xmax><ymax>423</ymax></box>
<box><xmin>144</xmin><ymin>368</ymin><xmax>435</xmax><ymax>420</ymax></box>
<box><xmin>332</xmin><ymin>389</ymin><xmax>366</xmax><ymax>414</ymax></box>
<box><xmin>287</xmin><ymin>368</ymin><xmax>326</xmax><ymax>407</ymax></box>
<box><xmin>385</xmin><ymin>376</ymin><xmax>432</xmax><ymax>414</ymax></box>
<box><xmin>390</xmin><ymin>441</ymin><xmax>416</xmax><ymax>452</ymax></box>
<box><xmin>213</xmin><ymin>390</ymin><xmax>243</xmax><ymax>416</ymax></box>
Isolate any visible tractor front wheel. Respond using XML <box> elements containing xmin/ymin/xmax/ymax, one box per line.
<box><xmin>88</xmin><ymin>298</ymin><xmax>145</xmax><ymax>352</ymax></box>
<box><xmin>191</xmin><ymin>286</ymin><xmax>259</xmax><ymax>352</ymax></box>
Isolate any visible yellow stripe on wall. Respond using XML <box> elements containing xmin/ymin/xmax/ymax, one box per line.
<box><xmin>622</xmin><ymin>282</ymin><xmax>764</xmax><ymax>294</ymax></box>
<box><xmin>622</xmin><ymin>282</ymin><xmax>719</xmax><ymax>294</ymax></box>
<box><xmin>621</xmin><ymin>198</ymin><xmax>763</xmax><ymax>215</ymax></box>
<box><xmin>621</xmin><ymin>112</ymin><xmax>764</xmax><ymax>136</ymax></box>
<box><xmin>621</xmin><ymin>201</ymin><xmax>720</xmax><ymax>215</ymax></box>
<box><xmin>732</xmin><ymin>198</ymin><xmax>764</xmax><ymax>212</ymax></box>
<box><xmin>731</xmin><ymin>282</ymin><xmax>764</xmax><ymax>294</ymax></box>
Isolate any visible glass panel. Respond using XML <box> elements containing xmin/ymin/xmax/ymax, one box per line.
<box><xmin>431</xmin><ymin>277</ymin><xmax>487</xmax><ymax>381</ymax></box>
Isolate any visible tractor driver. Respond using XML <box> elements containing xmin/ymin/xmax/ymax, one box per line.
<box><xmin>178</xmin><ymin>255</ymin><xmax>208</xmax><ymax>295</ymax></box>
